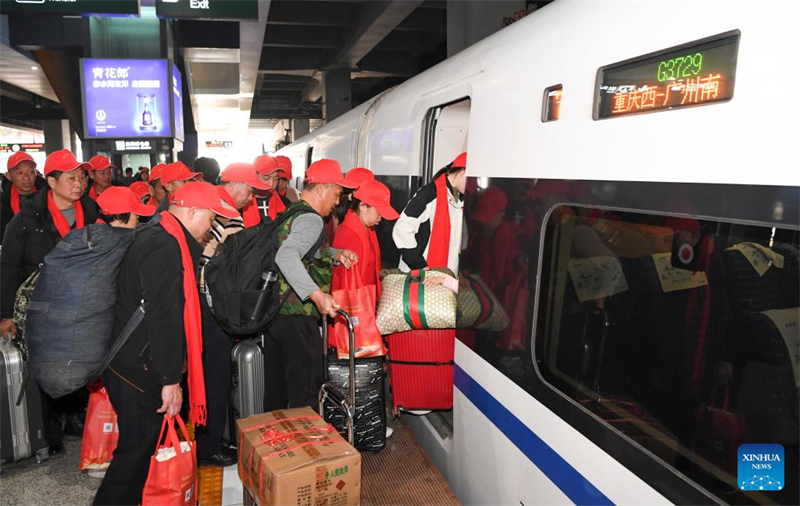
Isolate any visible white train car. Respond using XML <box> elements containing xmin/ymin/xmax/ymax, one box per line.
<box><xmin>278</xmin><ymin>1</ymin><xmax>800</xmax><ymax>504</ymax></box>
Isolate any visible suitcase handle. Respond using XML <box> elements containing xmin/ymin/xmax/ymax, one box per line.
<box><xmin>318</xmin><ymin>310</ymin><xmax>356</xmax><ymax>445</ymax></box>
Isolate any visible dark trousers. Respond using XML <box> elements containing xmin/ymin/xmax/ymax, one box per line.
<box><xmin>94</xmin><ymin>370</ymin><xmax>162</xmax><ymax>506</ymax></box>
<box><xmin>196</xmin><ymin>295</ymin><xmax>233</xmax><ymax>458</ymax></box>
<box><xmin>264</xmin><ymin>314</ymin><xmax>322</xmax><ymax>410</ymax></box>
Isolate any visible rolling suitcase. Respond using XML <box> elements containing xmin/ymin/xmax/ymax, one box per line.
<box><xmin>1</xmin><ymin>338</ymin><xmax>49</xmax><ymax>472</ymax></box>
<box><xmin>320</xmin><ymin>310</ymin><xmax>388</xmax><ymax>452</ymax></box>
<box><xmin>225</xmin><ymin>335</ymin><xmax>265</xmax><ymax>447</ymax></box>
<box><xmin>387</xmin><ymin>329</ymin><xmax>455</xmax><ymax>415</ymax></box>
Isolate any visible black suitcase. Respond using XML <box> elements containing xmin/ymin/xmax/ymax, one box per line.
<box><xmin>319</xmin><ymin>311</ymin><xmax>387</xmax><ymax>452</ymax></box>
<box><xmin>1</xmin><ymin>338</ymin><xmax>49</xmax><ymax>472</ymax></box>
<box><xmin>224</xmin><ymin>335</ymin><xmax>266</xmax><ymax>447</ymax></box>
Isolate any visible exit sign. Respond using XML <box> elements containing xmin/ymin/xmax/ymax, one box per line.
<box><xmin>155</xmin><ymin>0</ymin><xmax>257</xmax><ymax>20</ymax></box>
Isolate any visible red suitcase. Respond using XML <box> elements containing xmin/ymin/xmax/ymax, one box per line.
<box><xmin>387</xmin><ymin>329</ymin><xmax>455</xmax><ymax>415</ymax></box>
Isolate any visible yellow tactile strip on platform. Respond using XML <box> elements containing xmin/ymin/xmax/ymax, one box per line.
<box><xmin>198</xmin><ymin>465</ymin><xmax>224</xmax><ymax>506</ymax></box>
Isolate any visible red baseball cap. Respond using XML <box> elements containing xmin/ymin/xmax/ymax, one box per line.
<box><xmin>149</xmin><ymin>163</ymin><xmax>166</xmax><ymax>182</ymax></box>
<box><xmin>354</xmin><ymin>180</ymin><xmax>399</xmax><ymax>220</ymax></box>
<box><xmin>220</xmin><ymin>162</ymin><xmax>270</xmax><ymax>190</ymax></box>
<box><xmin>44</xmin><ymin>149</ymin><xmax>90</xmax><ymax>176</ymax></box>
<box><xmin>161</xmin><ymin>161</ymin><xmax>201</xmax><ymax>185</ymax></box>
<box><xmin>7</xmin><ymin>152</ymin><xmax>36</xmax><ymax>171</ymax></box>
<box><xmin>129</xmin><ymin>181</ymin><xmax>150</xmax><ymax>200</ymax></box>
<box><xmin>254</xmin><ymin>155</ymin><xmax>279</xmax><ymax>176</ymax></box>
<box><xmin>452</xmin><ymin>152</ymin><xmax>467</xmax><ymax>169</ymax></box>
<box><xmin>89</xmin><ymin>155</ymin><xmax>116</xmax><ymax>172</ymax></box>
<box><xmin>96</xmin><ymin>187</ymin><xmax>155</xmax><ymax>217</ymax></box>
<box><xmin>471</xmin><ymin>187</ymin><xmax>508</xmax><ymax>224</ymax></box>
<box><xmin>345</xmin><ymin>167</ymin><xmax>374</xmax><ymax>189</ymax></box>
<box><xmin>275</xmin><ymin>156</ymin><xmax>292</xmax><ymax>179</ymax></box>
<box><xmin>170</xmin><ymin>181</ymin><xmax>240</xmax><ymax>219</ymax></box>
<box><xmin>305</xmin><ymin>159</ymin><xmax>356</xmax><ymax>188</ymax></box>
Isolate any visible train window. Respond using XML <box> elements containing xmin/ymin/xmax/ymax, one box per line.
<box><xmin>535</xmin><ymin>206</ymin><xmax>799</xmax><ymax>504</ymax></box>
<box><xmin>595</xmin><ymin>31</ymin><xmax>740</xmax><ymax>119</ymax></box>
<box><xmin>542</xmin><ymin>85</ymin><xmax>562</xmax><ymax>122</ymax></box>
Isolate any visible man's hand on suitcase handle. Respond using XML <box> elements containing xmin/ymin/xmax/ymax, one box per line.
<box><xmin>310</xmin><ymin>290</ymin><xmax>340</xmax><ymax>318</ymax></box>
<box><xmin>0</xmin><ymin>319</ymin><xmax>16</xmax><ymax>341</ymax></box>
<box><xmin>157</xmin><ymin>383</ymin><xmax>183</xmax><ymax>417</ymax></box>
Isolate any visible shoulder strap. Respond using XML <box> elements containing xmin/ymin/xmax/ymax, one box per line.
<box><xmin>87</xmin><ymin>300</ymin><xmax>145</xmax><ymax>386</ymax></box>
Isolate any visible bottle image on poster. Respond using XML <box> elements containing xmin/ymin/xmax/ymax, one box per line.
<box><xmin>82</xmin><ymin>59</ymin><xmax>172</xmax><ymax>139</ymax></box>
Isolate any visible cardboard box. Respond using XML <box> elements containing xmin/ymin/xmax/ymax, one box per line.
<box><xmin>237</xmin><ymin>407</ymin><xmax>361</xmax><ymax>506</ymax></box>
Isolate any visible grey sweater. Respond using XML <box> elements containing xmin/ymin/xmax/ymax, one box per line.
<box><xmin>275</xmin><ymin>213</ymin><xmax>340</xmax><ymax>301</ymax></box>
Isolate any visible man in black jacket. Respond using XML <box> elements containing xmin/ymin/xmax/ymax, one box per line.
<box><xmin>0</xmin><ymin>151</ymin><xmax>46</xmax><ymax>239</ymax></box>
<box><xmin>0</xmin><ymin>149</ymin><xmax>99</xmax><ymax>456</ymax></box>
<box><xmin>94</xmin><ymin>182</ymin><xmax>239</xmax><ymax>506</ymax></box>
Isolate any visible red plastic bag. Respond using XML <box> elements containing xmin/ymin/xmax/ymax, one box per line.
<box><xmin>330</xmin><ymin>267</ymin><xmax>386</xmax><ymax>359</ymax></box>
<box><xmin>496</xmin><ymin>270</ymin><xmax>529</xmax><ymax>351</ymax></box>
<box><xmin>142</xmin><ymin>415</ymin><xmax>197</xmax><ymax>506</ymax></box>
<box><xmin>80</xmin><ymin>383</ymin><xmax>119</xmax><ymax>471</ymax></box>
<box><xmin>692</xmin><ymin>386</ymin><xmax>747</xmax><ymax>474</ymax></box>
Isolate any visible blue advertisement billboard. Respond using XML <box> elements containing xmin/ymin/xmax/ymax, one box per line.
<box><xmin>82</xmin><ymin>59</ymin><xmax>172</xmax><ymax>139</ymax></box>
<box><xmin>171</xmin><ymin>63</ymin><xmax>185</xmax><ymax>142</ymax></box>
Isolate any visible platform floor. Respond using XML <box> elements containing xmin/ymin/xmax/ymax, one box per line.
<box><xmin>1</xmin><ymin>415</ymin><xmax>458</xmax><ymax>506</ymax></box>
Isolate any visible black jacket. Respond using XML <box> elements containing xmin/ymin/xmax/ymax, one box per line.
<box><xmin>1</xmin><ymin>189</ymin><xmax>100</xmax><ymax>319</ymax></box>
<box><xmin>107</xmin><ymin>218</ymin><xmax>203</xmax><ymax>398</ymax></box>
<box><xmin>0</xmin><ymin>176</ymin><xmax>47</xmax><ymax>240</ymax></box>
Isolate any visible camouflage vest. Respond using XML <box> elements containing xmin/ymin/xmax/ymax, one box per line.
<box><xmin>277</xmin><ymin>201</ymin><xmax>333</xmax><ymax>317</ymax></box>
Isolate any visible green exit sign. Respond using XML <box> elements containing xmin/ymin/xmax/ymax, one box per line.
<box><xmin>0</xmin><ymin>0</ymin><xmax>139</xmax><ymax>16</ymax></box>
<box><xmin>155</xmin><ymin>0</ymin><xmax>257</xmax><ymax>20</ymax></box>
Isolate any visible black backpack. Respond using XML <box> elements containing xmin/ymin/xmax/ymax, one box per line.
<box><xmin>204</xmin><ymin>205</ymin><xmax>324</xmax><ymax>335</ymax></box>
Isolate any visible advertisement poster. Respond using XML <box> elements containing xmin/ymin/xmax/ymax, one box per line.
<box><xmin>172</xmin><ymin>63</ymin><xmax>185</xmax><ymax>142</ymax></box>
<box><xmin>82</xmin><ymin>59</ymin><xmax>172</xmax><ymax>139</ymax></box>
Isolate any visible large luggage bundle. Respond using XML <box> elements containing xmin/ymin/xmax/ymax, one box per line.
<box><xmin>0</xmin><ymin>338</ymin><xmax>49</xmax><ymax>471</ymax></box>
<box><xmin>387</xmin><ymin>329</ymin><xmax>455</xmax><ymax>415</ymax></box>
<box><xmin>324</xmin><ymin>355</ymin><xmax>386</xmax><ymax>452</ymax></box>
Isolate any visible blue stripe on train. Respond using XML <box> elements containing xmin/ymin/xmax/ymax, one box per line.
<box><xmin>454</xmin><ymin>365</ymin><xmax>614</xmax><ymax>506</ymax></box>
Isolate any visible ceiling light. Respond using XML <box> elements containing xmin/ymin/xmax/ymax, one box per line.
<box><xmin>31</xmin><ymin>66</ymin><xmax>38</xmax><ymax>70</ymax></box>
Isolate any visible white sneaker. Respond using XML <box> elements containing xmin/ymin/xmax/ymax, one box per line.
<box><xmin>385</xmin><ymin>427</ymin><xmax>394</xmax><ymax>438</ymax></box>
<box><xmin>405</xmin><ymin>409</ymin><xmax>432</xmax><ymax>416</ymax></box>
<box><xmin>86</xmin><ymin>469</ymin><xmax>107</xmax><ymax>479</ymax></box>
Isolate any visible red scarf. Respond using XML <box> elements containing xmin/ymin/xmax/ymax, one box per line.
<box><xmin>88</xmin><ymin>185</ymin><xmax>99</xmax><ymax>200</ymax></box>
<box><xmin>268</xmin><ymin>191</ymin><xmax>286</xmax><ymax>219</ymax></box>
<box><xmin>426</xmin><ymin>175</ymin><xmax>452</xmax><ymax>268</ymax></box>
<box><xmin>10</xmin><ymin>185</ymin><xmax>37</xmax><ymax>215</ymax></box>
<box><xmin>340</xmin><ymin>211</ymin><xmax>382</xmax><ymax>297</ymax></box>
<box><xmin>241</xmin><ymin>198</ymin><xmax>261</xmax><ymax>228</ymax></box>
<box><xmin>158</xmin><ymin>211</ymin><xmax>207</xmax><ymax>426</ymax></box>
<box><xmin>47</xmin><ymin>191</ymin><xmax>85</xmax><ymax>238</ymax></box>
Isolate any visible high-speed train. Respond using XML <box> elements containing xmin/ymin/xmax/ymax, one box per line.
<box><xmin>277</xmin><ymin>1</ymin><xmax>800</xmax><ymax>504</ymax></box>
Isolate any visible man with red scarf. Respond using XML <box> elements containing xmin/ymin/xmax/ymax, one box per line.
<box><xmin>275</xmin><ymin>155</ymin><xmax>299</xmax><ymax>203</ymax></box>
<box><xmin>94</xmin><ymin>182</ymin><xmax>238</xmax><ymax>506</ymax></box>
<box><xmin>1</xmin><ymin>151</ymin><xmax>45</xmax><ymax>239</ymax></box>
<box><xmin>1</xmin><ymin>149</ymin><xmax>99</xmax><ymax>456</ymax></box>
<box><xmin>240</xmin><ymin>154</ymin><xmax>291</xmax><ymax>227</ymax></box>
<box><xmin>86</xmin><ymin>154</ymin><xmax>117</xmax><ymax>199</ymax></box>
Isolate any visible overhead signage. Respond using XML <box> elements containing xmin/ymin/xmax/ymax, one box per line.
<box><xmin>172</xmin><ymin>63</ymin><xmax>185</xmax><ymax>142</ymax></box>
<box><xmin>0</xmin><ymin>143</ymin><xmax>45</xmax><ymax>153</ymax></box>
<box><xmin>113</xmin><ymin>140</ymin><xmax>154</xmax><ymax>152</ymax></box>
<box><xmin>81</xmin><ymin>59</ymin><xmax>172</xmax><ymax>139</ymax></box>
<box><xmin>205</xmin><ymin>141</ymin><xmax>232</xmax><ymax>149</ymax></box>
<box><xmin>155</xmin><ymin>0</ymin><xmax>257</xmax><ymax>20</ymax></box>
<box><xmin>0</xmin><ymin>0</ymin><xmax>139</xmax><ymax>16</ymax></box>
<box><xmin>595</xmin><ymin>31</ymin><xmax>739</xmax><ymax>119</ymax></box>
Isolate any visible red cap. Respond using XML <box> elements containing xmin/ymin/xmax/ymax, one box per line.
<box><xmin>149</xmin><ymin>163</ymin><xmax>166</xmax><ymax>182</ymax></box>
<box><xmin>275</xmin><ymin>155</ymin><xmax>292</xmax><ymax>179</ymax></box>
<box><xmin>129</xmin><ymin>181</ymin><xmax>150</xmax><ymax>200</ymax></box>
<box><xmin>345</xmin><ymin>167</ymin><xmax>374</xmax><ymax>189</ymax></box>
<box><xmin>254</xmin><ymin>155</ymin><xmax>279</xmax><ymax>176</ymax></box>
<box><xmin>170</xmin><ymin>181</ymin><xmax>240</xmax><ymax>219</ymax></box>
<box><xmin>664</xmin><ymin>217</ymin><xmax>702</xmax><ymax>232</ymax></box>
<box><xmin>452</xmin><ymin>152</ymin><xmax>467</xmax><ymax>169</ymax></box>
<box><xmin>305</xmin><ymin>159</ymin><xmax>355</xmax><ymax>188</ymax></box>
<box><xmin>471</xmin><ymin>187</ymin><xmax>508</xmax><ymax>224</ymax></box>
<box><xmin>44</xmin><ymin>149</ymin><xmax>90</xmax><ymax>176</ymax></box>
<box><xmin>96</xmin><ymin>187</ymin><xmax>155</xmax><ymax>217</ymax></box>
<box><xmin>220</xmin><ymin>162</ymin><xmax>270</xmax><ymax>190</ymax></box>
<box><xmin>354</xmin><ymin>180</ymin><xmax>399</xmax><ymax>220</ymax></box>
<box><xmin>89</xmin><ymin>155</ymin><xmax>116</xmax><ymax>172</ymax></box>
<box><xmin>161</xmin><ymin>161</ymin><xmax>201</xmax><ymax>185</ymax></box>
<box><xmin>7</xmin><ymin>152</ymin><xmax>36</xmax><ymax>171</ymax></box>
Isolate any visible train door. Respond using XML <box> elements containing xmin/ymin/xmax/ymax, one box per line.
<box><xmin>420</xmin><ymin>98</ymin><xmax>471</xmax><ymax>186</ymax></box>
